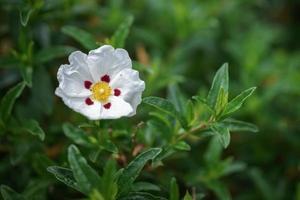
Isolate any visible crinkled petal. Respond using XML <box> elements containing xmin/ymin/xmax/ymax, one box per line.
<box><xmin>87</xmin><ymin>45</ymin><xmax>132</xmax><ymax>82</ymax></box>
<box><xmin>100</xmin><ymin>96</ymin><xmax>133</xmax><ymax>119</ymax></box>
<box><xmin>56</xmin><ymin>64</ymin><xmax>91</xmax><ymax>97</ymax></box>
<box><xmin>68</xmin><ymin>51</ymin><xmax>93</xmax><ymax>80</ymax></box>
<box><xmin>55</xmin><ymin>88</ymin><xmax>102</xmax><ymax>120</ymax></box>
<box><xmin>110</xmin><ymin>68</ymin><xmax>145</xmax><ymax>116</ymax></box>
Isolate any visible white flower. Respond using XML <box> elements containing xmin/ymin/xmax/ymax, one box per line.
<box><xmin>55</xmin><ymin>45</ymin><xmax>145</xmax><ymax>120</ymax></box>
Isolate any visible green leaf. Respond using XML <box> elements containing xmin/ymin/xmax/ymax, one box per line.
<box><xmin>205</xmin><ymin>180</ymin><xmax>232</xmax><ymax>200</ymax></box>
<box><xmin>19</xmin><ymin>65</ymin><xmax>32</xmax><ymax>87</ymax></box>
<box><xmin>143</xmin><ymin>97</ymin><xmax>188</xmax><ymax>129</ymax></box>
<box><xmin>89</xmin><ymin>190</ymin><xmax>105</xmax><ymax>200</ymax></box>
<box><xmin>19</xmin><ymin>8</ymin><xmax>34</xmax><ymax>27</ymax></box>
<box><xmin>0</xmin><ymin>82</ymin><xmax>26</xmax><ymax>124</ymax></box>
<box><xmin>117</xmin><ymin>148</ymin><xmax>162</xmax><ymax>197</ymax></box>
<box><xmin>169</xmin><ymin>178</ymin><xmax>179</xmax><ymax>200</ymax></box>
<box><xmin>133</xmin><ymin>182</ymin><xmax>161</xmax><ymax>192</ymax></box>
<box><xmin>215</xmin><ymin>88</ymin><xmax>228</xmax><ymax>116</ymax></box>
<box><xmin>168</xmin><ymin>84</ymin><xmax>187</xmax><ymax>115</ymax></box>
<box><xmin>0</xmin><ymin>185</ymin><xmax>25</xmax><ymax>200</ymax></box>
<box><xmin>63</xmin><ymin>123</ymin><xmax>95</xmax><ymax>148</ymax></box>
<box><xmin>211</xmin><ymin>123</ymin><xmax>230</xmax><ymax>148</ymax></box>
<box><xmin>204</xmin><ymin>136</ymin><xmax>222</xmax><ymax>165</ymax></box>
<box><xmin>68</xmin><ymin>145</ymin><xmax>101</xmax><ymax>195</ymax></box>
<box><xmin>47</xmin><ymin>166</ymin><xmax>82</xmax><ymax>193</ymax></box>
<box><xmin>119</xmin><ymin>192</ymin><xmax>167</xmax><ymax>200</ymax></box>
<box><xmin>100</xmin><ymin>160</ymin><xmax>118</xmax><ymax>200</ymax></box>
<box><xmin>22</xmin><ymin>119</ymin><xmax>45</xmax><ymax>141</ymax></box>
<box><xmin>183</xmin><ymin>191</ymin><xmax>192</xmax><ymax>200</ymax></box>
<box><xmin>222</xmin><ymin>118</ymin><xmax>258</xmax><ymax>132</ymax></box>
<box><xmin>223</xmin><ymin>87</ymin><xmax>256</xmax><ymax>116</ymax></box>
<box><xmin>35</xmin><ymin>45</ymin><xmax>76</xmax><ymax>64</ymax></box>
<box><xmin>111</xmin><ymin>15</ymin><xmax>134</xmax><ymax>48</ymax></box>
<box><xmin>61</xmin><ymin>26</ymin><xmax>98</xmax><ymax>50</ymax></box>
<box><xmin>173</xmin><ymin>141</ymin><xmax>191</xmax><ymax>151</ymax></box>
<box><xmin>207</xmin><ymin>63</ymin><xmax>229</xmax><ymax>108</ymax></box>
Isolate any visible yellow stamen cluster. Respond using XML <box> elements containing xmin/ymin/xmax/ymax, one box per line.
<box><xmin>91</xmin><ymin>81</ymin><xmax>112</xmax><ymax>103</ymax></box>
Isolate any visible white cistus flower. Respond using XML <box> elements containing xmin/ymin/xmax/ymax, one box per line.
<box><xmin>55</xmin><ymin>45</ymin><xmax>145</xmax><ymax>120</ymax></box>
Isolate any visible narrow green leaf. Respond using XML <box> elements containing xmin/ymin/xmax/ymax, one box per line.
<box><xmin>222</xmin><ymin>118</ymin><xmax>258</xmax><ymax>132</ymax></box>
<box><xmin>47</xmin><ymin>166</ymin><xmax>82</xmax><ymax>193</ymax></box>
<box><xmin>68</xmin><ymin>145</ymin><xmax>101</xmax><ymax>195</ymax></box>
<box><xmin>117</xmin><ymin>148</ymin><xmax>162</xmax><ymax>197</ymax></box>
<box><xmin>211</xmin><ymin>124</ymin><xmax>231</xmax><ymax>148</ymax></box>
<box><xmin>207</xmin><ymin>63</ymin><xmax>229</xmax><ymax>108</ymax></box>
<box><xmin>169</xmin><ymin>178</ymin><xmax>179</xmax><ymax>200</ymax></box>
<box><xmin>19</xmin><ymin>65</ymin><xmax>32</xmax><ymax>87</ymax></box>
<box><xmin>63</xmin><ymin>123</ymin><xmax>95</xmax><ymax>148</ymax></box>
<box><xmin>183</xmin><ymin>191</ymin><xmax>192</xmax><ymax>200</ymax></box>
<box><xmin>100</xmin><ymin>160</ymin><xmax>118</xmax><ymax>200</ymax></box>
<box><xmin>168</xmin><ymin>84</ymin><xmax>187</xmax><ymax>115</ymax></box>
<box><xmin>223</xmin><ymin>87</ymin><xmax>256</xmax><ymax>116</ymax></box>
<box><xmin>0</xmin><ymin>82</ymin><xmax>26</xmax><ymax>124</ymax></box>
<box><xmin>119</xmin><ymin>192</ymin><xmax>167</xmax><ymax>200</ymax></box>
<box><xmin>0</xmin><ymin>185</ymin><xmax>25</xmax><ymax>200</ymax></box>
<box><xmin>206</xmin><ymin>180</ymin><xmax>232</xmax><ymax>200</ymax></box>
<box><xmin>173</xmin><ymin>141</ymin><xmax>191</xmax><ymax>151</ymax></box>
<box><xmin>89</xmin><ymin>190</ymin><xmax>105</xmax><ymax>200</ymax></box>
<box><xmin>61</xmin><ymin>26</ymin><xmax>98</xmax><ymax>50</ymax></box>
<box><xmin>23</xmin><ymin>119</ymin><xmax>45</xmax><ymax>141</ymax></box>
<box><xmin>143</xmin><ymin>97</ymin><xmax>188</xmax><ymax>129</ymax></box>
<box><xmin>111</xmin><ymin>15</ymin><xmax>134</xmax><ymax>48</ymax></box>
<box><xmin>215</xmin><ymin>88</ymin><xmax>228</xmax><ymax>116</ymax></box>
<box><xmin>133</xmin><ymin>182</ymin><xmax>161</xmax><ymax>192</ymax></box>
<box><xmin>19</xmin><ymin>8</ymin><xmax>34</xmax><ymax>26</ymax></box>
<box><xmin>204</xmin><ymin>136</ymin><xmax>222</xmax><ymax>164</ymax></box>
<box><xmin>35</xmin><ymin>45</ymin><xmax>76</xmax><ymax>64</ymax></box>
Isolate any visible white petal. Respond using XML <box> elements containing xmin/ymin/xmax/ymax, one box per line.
<box><xmin>68</xmin><ymin>51</ymin><xmax>93</xmax><ymax>80</ymax></box>
<box><xmin>56</xmin><ymin>64</ymin><xmax>91</xmax><ymax>97</ymax></box>
<box><xmin>110</xmin><ymin>68</ymin><xmax>145</xmax><ymax>116</ymax></box>
<box><xmin>100</xmin><ymin>96</ymin><xmax>133</xmax><ymax>119</ymax></box>
<box><xmin>56</xmin><ymin>89</ymin><xmax>102</xmax><ymax>120</ymax></box>
<box><xmin>87</xmin><ymin>45</ymin><xmax>132</xmax><ymax>82</ymax></box>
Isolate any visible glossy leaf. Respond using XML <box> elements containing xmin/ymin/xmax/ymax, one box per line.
<box><xmin>47</xmin><ymin>166</ymin><xmax>82</xmax><ymax>193</ymax></box>
<box><xmin>211</xmin><ymin>123</ymin><xmax>231</xmax><ymax>148</ymax></box>
<box><xmin>22</xmin><ymin>119</ymin><xmax>45</xmax><ymax>141</ymax></box>
<box><xmin>223</xmin><ymin>87</ymin><xmax>256</xmax><ymax>116</ymax></box>
<box><xmin>68</xmin><ymin>145</ymin><xmax>101</xmax><ymax>195</ymax></box>
<box><xmin>117</xmin><ymin>148</ymin><xmax>161</xmax><ymax>197</ymax></box>
<box><xmin>143</xmin><ymin>96</ymin><xmax>188</xmax><ymax>129</ymax></box>
<box><xmin>100</xmin><ymin>160</ymin><xmax>118</xmax><ymax>200</ymax></box>
<box><xmin>119</xmin><ymin>192</ymin><xmax>167</xmax><ymax>200</ymax></box>
<box><xmin>207</xmin><ymin>63</ymin><xmax>229</xmax><ymax>108</ymax></box>
<box><xmin>63</xmin><ymin>123</ymin><xmax>95</xmax><ymax>148</ymax></box>
<box><xmin>222</xmin><ymin>118</ymin><xmax>258</xmax><ymax>132</ymax></box>
<box><xmin>133</xmin><ymin>182</ymin><xmax>161</xmax><ymax>192</ymax></box>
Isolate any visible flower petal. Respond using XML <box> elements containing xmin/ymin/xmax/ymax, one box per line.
<box><xmin>87</xmin><ymin>45</ymin><xmax>132</xmax><ymax>82</ymax></box>
<box><xmin>55</xmin><ymin>89</ymin><xmax>102</xmax><ymax>120</ymax></box>
<box><xmin>110</xmin><ymin>68</ymin><xmax>145</xmax><ymax>116</ymax></box>
<box><xmin>56</xmin><ymin>64</ymin><xmax>91</xmax><ymax>97</ymax></box>
<box><xmin>99</xmin><ymin>96</ymin><xmax>133</xmax><ymax>119</ymax></box>
<box><xmin>68</xmin><ymin>51</ymin><xmax>93</xmax><ymax>80</ymax></box>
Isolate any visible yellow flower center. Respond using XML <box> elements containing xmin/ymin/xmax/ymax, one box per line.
<box><xmin>90</xmin><ymin>81</ymin><xmax>112</xmax><ymax>103</ymax></box>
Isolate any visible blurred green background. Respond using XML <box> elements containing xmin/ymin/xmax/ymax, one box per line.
<box><xmin>0</xmin><ymin>0</ymin><xmax>299</xmax><ymax>199</ymax></box>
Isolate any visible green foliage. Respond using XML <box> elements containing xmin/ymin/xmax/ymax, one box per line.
<box><xmin>0</xmin><ymin>82</ymin><xmax>26</xmax><ymax>125</ymax></box>
<box><xmin>61</xmin><ymin>26</ymin><xmax>98</xmax><ymax>50</ymax></box>
<box><xmin>0</xmin><ymin>0</ymin><xmax>299</xmax><ymax>199</ymax></box>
